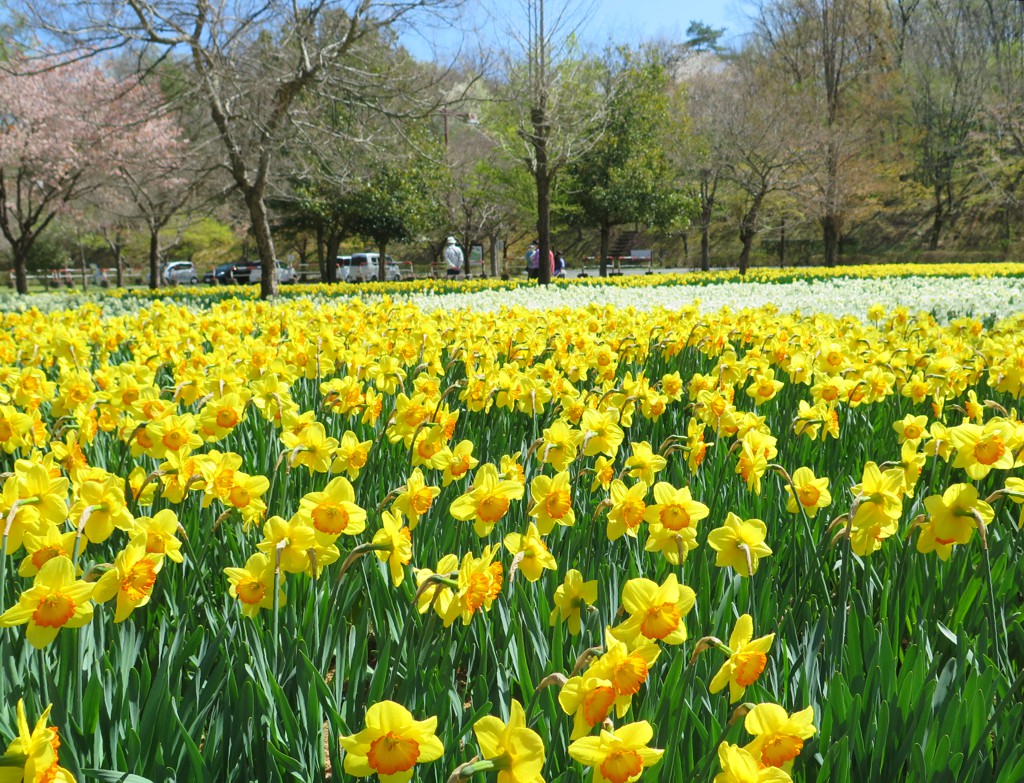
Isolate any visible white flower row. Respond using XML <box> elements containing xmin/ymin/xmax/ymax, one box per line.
<box><xmin>3</xmin><ymin>274</ymin><xmax>1024</xmax><ymax>323</ymax></box>
<box><xmin>381</xmin><ymin>276</ymin><xmax>1024</xmax><ymax>322</ymax></box>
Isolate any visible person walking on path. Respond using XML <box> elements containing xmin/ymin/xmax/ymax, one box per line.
<box><xmin>444</xmin><ymin>236</ymin><xmax>464</xmax><ymax>278</ymax></box>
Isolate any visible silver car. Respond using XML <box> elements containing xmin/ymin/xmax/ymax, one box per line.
<box><xmin>162</xmin><ymin>261</ymin><xmax>199</xmax><ymax>285</ymax></box>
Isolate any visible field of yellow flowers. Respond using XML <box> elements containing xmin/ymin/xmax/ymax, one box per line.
<box><xmin>1</xmin><ymin>277</ymin><xmax>1023</xmax><ymax>782</ymax></box>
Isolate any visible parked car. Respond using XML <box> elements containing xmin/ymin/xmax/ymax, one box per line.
<box><xmin>335</xmin><ymin>253</ymin><xmax>402</xmax><ymax>283</ymax></box>
<box><xmin>248</xmin><ymin>260</ymin><xmax>298</xmax><ymax>285</ymax></box>
<box><xmin>229</xmin><ymin>260</ymin><xmax>260</xmax><ymax>284</ymax></box>
<box><xmin>203</xmin><ymin>262</ymin><xmax>237</xmax><ymax>285</ymax></box>
<box><xmin>162</xmin><ymin>261</ymin><xmax>198</xmax><ymax>285</ymax></box>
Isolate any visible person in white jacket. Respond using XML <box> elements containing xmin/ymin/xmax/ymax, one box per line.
<box><xmin>444</xmin><ymin>236</ymin><xmax>464</xmax><ymax>278</ymax></box>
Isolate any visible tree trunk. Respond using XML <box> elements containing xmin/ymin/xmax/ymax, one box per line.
<box><xmin>148</xmin><ymin>225</ymin><xmax>161</xmax><ymax>289</ymax></box>
<box><xmin>929</xmin><ymin>184</ymin><xmax>944</xmax><ymax>251</ymax></box>
<box><xmin>3</xmin><ymin>231</ymin><xmax>36</xmax><ymax>295</ymax></box>
<box><xmin>739</xmin><ymin>196</ymin><xmax>765</xmax><ymax>276</ymax></box>
<box><xmin>377</xmin><ymin>240</ymin><xmax>387</xmax><ymax>282</ymax></box>
<box><xmin>778</xmin><ymin>218</ymin><xmax>786</xmax><ymax>268</ymax></box>
<box><xmin>1003</xmin><ymin>204</ymin><xmax>1013</xmax><ymax>251</ymax></box>
<box><xmin>699</xmin><ymin>171</ymin><xmax>715</xmax><ymax>272</ymax></box>
<box><xmin>13</xmin><ymin>248</ymin><xmax>28</xmax><ymax>295</ymax></box>
<box><xmin>599</xmin><ymin>223</ymin><xmax>610</xmax><ymax>277</ymax></box>
<box><xmin>489</xmin><ymin>234</ymin><xmax>499</xmax><ymax>277</ymax></box>
<box><xmin>245</xmin><ymin>190</ymin><xmax>279</xmax><ymax>298</ymax></box>
<box><xmin>315</xmin><ymin>225</ymin><xmax>327</xmax><ymax>282</ymax></box>
<box><xmin>532</xmin><ymin>104</ymin><xmax>552</xmax><ymax>286</ymax></box>
<box><xmin>944</xmin><ymin>181</ymin><xmax>956</xmax><ymax>242</ymax></box>
<box><xmin>739</xmin><ymin>228</ymin><xmax>755</xmax><ymax>276</ymax></box>
<box><xmin>115</xmin><ymin>246</ymin><xmax>124</xmax><ymax>288</ymax></box>
<box><xmin>822</xmin><ymin>214</ymin><xmax>841</xmax><ymax>267</ymax></box>
<box><xmin>700</xmin><ymin>220</ymin><xmax>711</xmax><ymax>272</ymax></box>
<box><xmin>823</xmin><ymin>138</ymin><xmax>841</xmax><ymax>267</ymax></box>
<box><xmin>325</xmin><ymin>229</ymin><xmax>342</xmax><ymax>284</ymax></box>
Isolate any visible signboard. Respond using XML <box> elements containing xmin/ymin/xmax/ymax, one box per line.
<box><xmin>631</xmin><ymin>249</ymin><xmax>653</xmax><ymax>260</ymax></box>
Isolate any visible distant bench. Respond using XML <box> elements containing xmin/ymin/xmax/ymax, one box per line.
<box><xmin>581</xmin><ymin>250</ymin><xmax>656</xmax><ymax>275</ymax></box>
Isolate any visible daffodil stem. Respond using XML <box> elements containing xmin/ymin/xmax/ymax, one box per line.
<box><xmin>0</xmin><ymin>530</ymin><xmax>8</xmax><ymax>612</ymax></box>
<box><xmin>776</xmin><ymin>469</ymin><xmax>831</xmax><ymax>603</ymax></box>
<box><xmin>979</xmin><ymin>542</ymin><xmax>1006</xmax><ymax>671</ymax></box>
<box><xmin>179</xmin><ymin>530</ymin><xmax>221</xmax><ymax>620</ymax></box>
<box><xmin>834</xmin><ymin>515</ymin><xmax>855</xmax><ymax>670</ymax></box>
<box><xmin>272</xmin><ymin>544</ymin><xmax>284</xmax><ymax>672</ymax></box>
<box><xmin>390</xmin><ymin>596</ymin><xmax>425</xmax><ymax>697</ymax></box>
<box><xmin>693</xmin><ymin>712</ymin><xmax>737</xmax><ymax>782</ymax></box>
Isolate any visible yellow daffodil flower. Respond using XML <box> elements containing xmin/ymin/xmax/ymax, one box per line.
<box><xmin>472</xmin><ymin>699</ymin><xmax>545</xmax><ymax>783</ymax></box>
<box><xmin>624</xmin><ymin>441</ymin><xmax>667</xmax><ymax>486</ymax></box>
<box><xmin>713</xmin><ymin>742</ymin><xmax>791</xmax><ymax>783</ymax></box>
<box><xmin>611</xmin><ymin>574</ymin><xmax>696</xmax><ymax>646</ymax></box>
<box><xmin>783</xmin><ymin>467</ymin><xmax>832</xmax><ymax>517</ymax></box>
<box><xmin>504</xmin><ymin>522</ymin><xmax>557</xmax><ymax>582</ymax></box>
<box><xmin>441</xmin><ymin>545</ymin><xmax>504</xmax><ymax>627</ymax></box>
<box><xmin>92</xmin><ymin>535</ymin><xmax>165</xmax><ymax>622</ymax></box>
<box><xmin>529</xmin><ymin>470</ymin><xmax>575</xmax><ymax>534</ymax></box>
<box><xmin>709</xmin><ymin>614</ymin><xmax>775</xmax><ymax>702</ymax></box>
<box><xmin>606</xmin><ymin>480</ymin><xmax>648</xmax><ymax>541</ymax></box>
<box><xmin>332</xmin><ymin>430</ymin><xmax>373</xmax><ymax>479</ymax></box>
<box><xmin>391</xmin><ymin>468</ymin><xmax>440</xmax><ymax>529</ymax></box>
<box><xmin>437</xmin><ymin>439</ymin><xmax>480</xmax><ymax>486</ymax></box>
<box><xmin>372</xmin><ymin>510</ymin><xmax>413</xmax><ymax>587</ymax></box>
<box><xmin>339</xmin><ymin>701</ymin><xmax>444</xmax><ymax>782</ymax></box>
<box><xmin>743</xmin><ymin>704</ymin><xmax>815</xmax><ymax>772</ymax></box>
<box><xmin>707</xmin><ymin>513</ymin><xmax>772</xmax><ymax>576</ymax></box>
<box><xmin>450</xmin><ymin>463</ymin><xmax>524</xmax><ymax>537</ymax></box>
<box><xmin>0</xmin><ymin>700</ymin><xmax>76</xmax><ymax>782</ymax></box>
<box><xmin>129</xmin><ymin>509</ymin><xmax>183</xmax><ymax>563</ymax></box>
<box><xmin>224</xmin><ymin>552</ymin><xmax>284</xmax><ymax>619</ymax></box>
<box><xmin>550</xmin><ymin>569</ymin><xmax>598</xmax><ymax>635</ymax></box>
<box><xmin>917</xmin><ymin>483</ymin><xmax>995</xmax><ymax>559</ymax></box>
<box><xmin>568</xmin><ymin>720</ymin><xmax>663</xmax><ymax>783</ymax></box>
<box><xmin>0</xmin><ymin>557</ymin><xmax>94</xmax><ymax>648</ymax></box>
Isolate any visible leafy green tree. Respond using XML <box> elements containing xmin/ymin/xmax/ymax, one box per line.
<box><xmin>347</xmin><ymin>165</ymin><xmax>440</xmax><ymax>281</ymax></box>
<box><xmin>685</xmin><ymin>21</ymin><xmax>727</xmax><ymax>53</ymax></box>
<box><xmin>177</xmin><ymin>218</ymin><xmax>240</xmax><ymax>268</ymax></box>
<box><xmin>564</xmin><ymin>47</ymin><xmax>695</xmax><ymax>276</ymax></box>
<box><xmin>273</xmin><ymin>178</ymin><xmax>356</xmax><ymax>283</ymax></box>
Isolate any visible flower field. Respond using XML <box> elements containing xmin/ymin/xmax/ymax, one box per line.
<box><xmin>1</xmin><ymin>272</ymin><xmax>1023</xmax><ymax>782</ymax></box>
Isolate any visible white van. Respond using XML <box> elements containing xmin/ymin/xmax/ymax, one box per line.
<box><xmin>335</xmin><ymin>253</ymin><xmax>403</xmax><ymax>283</ymax></box>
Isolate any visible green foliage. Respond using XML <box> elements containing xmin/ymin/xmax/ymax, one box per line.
<box><xmin>564</xmin><ymin>47</ymin><xmax>696</xmax><ymax>239</ymax></box>
<box><xmin>685</xmin><ymin>21</ymin><xmax>727</xmax><ymax>53</ymax></box>
<box><xmin>347</xmin><ymin>164</ymin><xmax>441</xmax><ymax>249</ymax></box>
<box><xmin>176</xmin><ymin>218</ymin><xmax>240</xmax><ymax>267</ymax></box>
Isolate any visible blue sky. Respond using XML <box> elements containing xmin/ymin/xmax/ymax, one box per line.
<box><xmin>400</xmin><ymin>0</ymin><xmax>755</xmax><ymax>61</ymax></box>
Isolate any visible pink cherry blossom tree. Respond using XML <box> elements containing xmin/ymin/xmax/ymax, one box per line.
<box><xmin>0</xmin><ymin>57</ymin><xmax>154</xmax><ymax>293</ymax></box>
<box><xmin>97</xmin><ymin>91</ymin><xmax>195</xmax><ymax>289</ymax></box>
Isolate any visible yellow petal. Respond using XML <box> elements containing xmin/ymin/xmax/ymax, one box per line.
<box><xmin>744</xmin><ymin>703</ymin><xmax>789</xmax><ymax>737</ymax></box>
<box><xmin>729</xmin><ymin>615</ymin><xmax>754</xmax><ymax>649</ymax></box>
